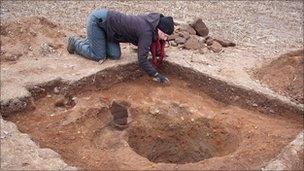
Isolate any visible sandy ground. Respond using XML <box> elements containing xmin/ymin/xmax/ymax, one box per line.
<box><xmin>1</xmin><ymin>1</ymin><xmax>303</xmax><ymax>170</ymax></box>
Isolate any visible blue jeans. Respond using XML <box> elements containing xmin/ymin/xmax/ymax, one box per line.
<box><xmin>74</xmin><ymin>9</ymin><xmax>121</xmax><ymax>61</ymax></box>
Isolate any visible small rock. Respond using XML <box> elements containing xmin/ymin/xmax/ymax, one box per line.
<box><xmin>181</xmin><ymin>116</ymin><xmax>184</xmax><ymax>120</ymax></box>
<box><xmin>174</xmin><ymin>37</ymin><xmax>187</xmax><ymax>44</ymax></box>
<box><xmin>168</xmin><ymin>33</ymin><xmax>179</xmax><ymax>41</ymax></box>
<box><xmin>197</xmin><ymin>36</ymin><xmax>207</xmax><ymax>44</ymax></box>
<box><xmin>213</xmin><ymin>37</ymin><xmax>236</xmax><ymax>47</ymax></box>
<box><xmin>149</xmin><ymin>107</ymin><xmax>160</xmax><ymax>115</ymax></box>
<box><xmin>40</xmin><ymin>43</ymin><xmax>53</xmax><ymax>56</ymax></box>
<box><xmin>191</xmin><ymin>18</ymin><xmax>209</xmax><ymax>37</ymax></box>
<box><xmin>199</xmin><ymin>47</ymin><xmax>209</xmax><ymax>54</ymax></box>
<box><xmin>65</xmin><ymin>95</ymin><xmax>76</xmax><ymax>108</ymax></box>
<box><xmin>54</xmin><ymin>95</ymin><xmax>76</xmax><ymax>108</ymax></box>
<box><xmin>178</xmin><ymin>31</ymin><xmax>190</xmax><ymax>40</ymax></box>
<box><xmin>205</xmin><ymin>36</ymin><xmax>214</xmax><ymax>46</ymax></box>
<box><xmin>184</xmin><ymin>36</ymin><xmax>200</xmax><ymax>50</ymax></box>
<box><xmin>191</xmin><ymin>118</ymin><xmax>194</xmax><ymax>122</ymax></box>
<box><xmin>53</xmin><ymin>87</ymin><xmax>60</xmax><ymax>94</ymax></box>
<box><xmin>169</xmin><ymin>41</ymin><xmax>178</xmax><ymax>47</ymax></box>
<box><xmin>54</xmin><ymin>98</ymin><xmax>65</xmax><ymax>107</ymax></box>
<box><xmin>252</xmin><ymin>103</ymin><xmax>258</xmax><ymax>107</ymax></box>
<box><xmin>208</xmin><ymin>41</ymin><xmax>222</xmax><ymax>53</ymax></box>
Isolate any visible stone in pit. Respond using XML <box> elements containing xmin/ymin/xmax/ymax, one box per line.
<box><xmin>110</xmin><ymin>100</ymin><xmax>130</xmax><ymax>126</ymax></box>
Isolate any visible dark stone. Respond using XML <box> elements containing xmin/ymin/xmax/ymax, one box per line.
<box><xmin>110</xmin><ymin>100</ymin><xmax>130</xmax><ymax>126</ymax></box>
<box><xmin>191</xmin><ymin>18</ymin><xmax>209</xmax><ymax>37</ymax></box>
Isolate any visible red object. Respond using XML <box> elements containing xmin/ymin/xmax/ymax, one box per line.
<box><xmin>150</xmin><ymin>38</ymin><xmax>166</xmax><ymax>68</ymax></box>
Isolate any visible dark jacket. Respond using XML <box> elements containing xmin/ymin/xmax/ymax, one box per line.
<box><xmin>106</xmin><ymin>10</ymin><xmax>161</xmax><ymax>76</ymax></box>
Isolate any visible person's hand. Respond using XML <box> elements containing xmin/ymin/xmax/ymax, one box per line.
<box><xmin>153</xmin><ymin>73</ymin><xmax>169</xmax><ymax>84</ymax></box>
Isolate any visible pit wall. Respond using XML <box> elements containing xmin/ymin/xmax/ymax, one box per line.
<box><xmin>162</xmin><ymin>62</ymin><xmax>303</xmax><ymax>116</ymax></box>
<box><xmin>1</xmin><ymin>62</ymin><xmax>303</xmax><ymax>117</ymax></box>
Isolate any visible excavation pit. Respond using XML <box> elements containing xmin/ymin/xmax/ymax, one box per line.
<box><xmin>128</xmin><ymin>117</ymin><xmax>239</xmax><ymax>164</ymax></box>
<box><xmin>2</xmin><ymin>63</ymin><xmax>303</xmax><ymax>170</ymax></box>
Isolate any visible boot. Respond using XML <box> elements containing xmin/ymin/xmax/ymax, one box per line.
<box><xmin>67</xmin><ymin>36</ymin><xmax>77</xmax><ymax>54</ymax></box>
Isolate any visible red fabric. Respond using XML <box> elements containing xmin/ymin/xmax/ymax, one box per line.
<box><xmin>150</xmin><ymin>38</ymin><xmax>166</xmax><ymax>68</ymax></box>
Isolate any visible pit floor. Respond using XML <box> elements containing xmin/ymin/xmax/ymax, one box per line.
<box><xmin>5</xmin><ymin>75</ymin><xmax>303</xmax><ymax>170</ymax></box>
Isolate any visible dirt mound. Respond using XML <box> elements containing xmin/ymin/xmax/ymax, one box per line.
<box><xmin>253</xmin><ymin>50</ymin><xmax>304</xmax><ymax>104</ymax></box>
<box><xmin>0</xmin><ymin>16</ymin><xmax>69</xmax><ymax>63</ymax></box>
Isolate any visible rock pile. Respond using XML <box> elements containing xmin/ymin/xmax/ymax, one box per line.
<box><xmin>169</xmin><ymin>18</ymin><xmax>236</xmax><ymax>54</ymax></box>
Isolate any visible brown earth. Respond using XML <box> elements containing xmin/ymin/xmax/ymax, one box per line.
<box><xmin>1</xmin><ymin>2</ymin><xmax>303</xmax><ymax>170</ymax></box>
<box><xmin>253</xmin><ymin>50</ymin><xmax>304</xmax><ymax>104</ymax></box>
<box><xmin>5</xmin><ymin>75</ymin><xmax>303</xmax><ymax>170</ymax></box>
<box><xmin>0</xmin><ymin>16</ymin><xmax>71</xmax><ymax>63</ymax></box>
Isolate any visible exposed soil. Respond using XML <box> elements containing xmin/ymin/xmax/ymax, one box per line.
<box><xmin>128</xmin><ymin>116</ymin><xmax>239</xmax><ymax>164</ymax></box>
<box><xmin>253</xmin><ymin>50</ymin><xmax>304</xmax><ymax>104</ymax></box>
<box><xmin>1</xmin><ymin>1</ymin><xmax>303</xmax><ymax>170</ymax></box>
<box><xmin>0</xmin><ymin>16</ymin><xmax>70</xmax><ymax>63</ymax></box>
<box><xmin>5</xmin><ymin>75</ymin><xmax>303</xmax><ymax>170</ymax></box>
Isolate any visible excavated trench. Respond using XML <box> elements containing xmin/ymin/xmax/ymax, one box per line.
<box><xmin>2</xmin><ymin>62</ymin><xmax>303</xmax><ymax>170</ymax></box>
<box><xmin>128</xmin><ymin>117</ymin><xmax>238</xmax><ymax>164</ymax></box>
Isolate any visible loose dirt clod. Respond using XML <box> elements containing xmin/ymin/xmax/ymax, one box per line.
<box><xmin>110</xmin><ymin>100</ymin><xmax>130</xmax><ymax>126</ymax></box>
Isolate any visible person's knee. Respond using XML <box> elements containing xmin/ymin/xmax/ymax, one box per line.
<box><xmin>87</xmin><ymin>50</ymin><xmax>106</xmax><ymax>62</ymax></box>
<box><xmin>107</xmin><ymin>50</ymin><xmax>121</xmax><ymax>60</ymax></box>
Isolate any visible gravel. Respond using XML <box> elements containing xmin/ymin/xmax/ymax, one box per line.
<box><xmin>1</xmin><ymin>0</ymin><xmax>303</xmax><ymax>51</ymax></box>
